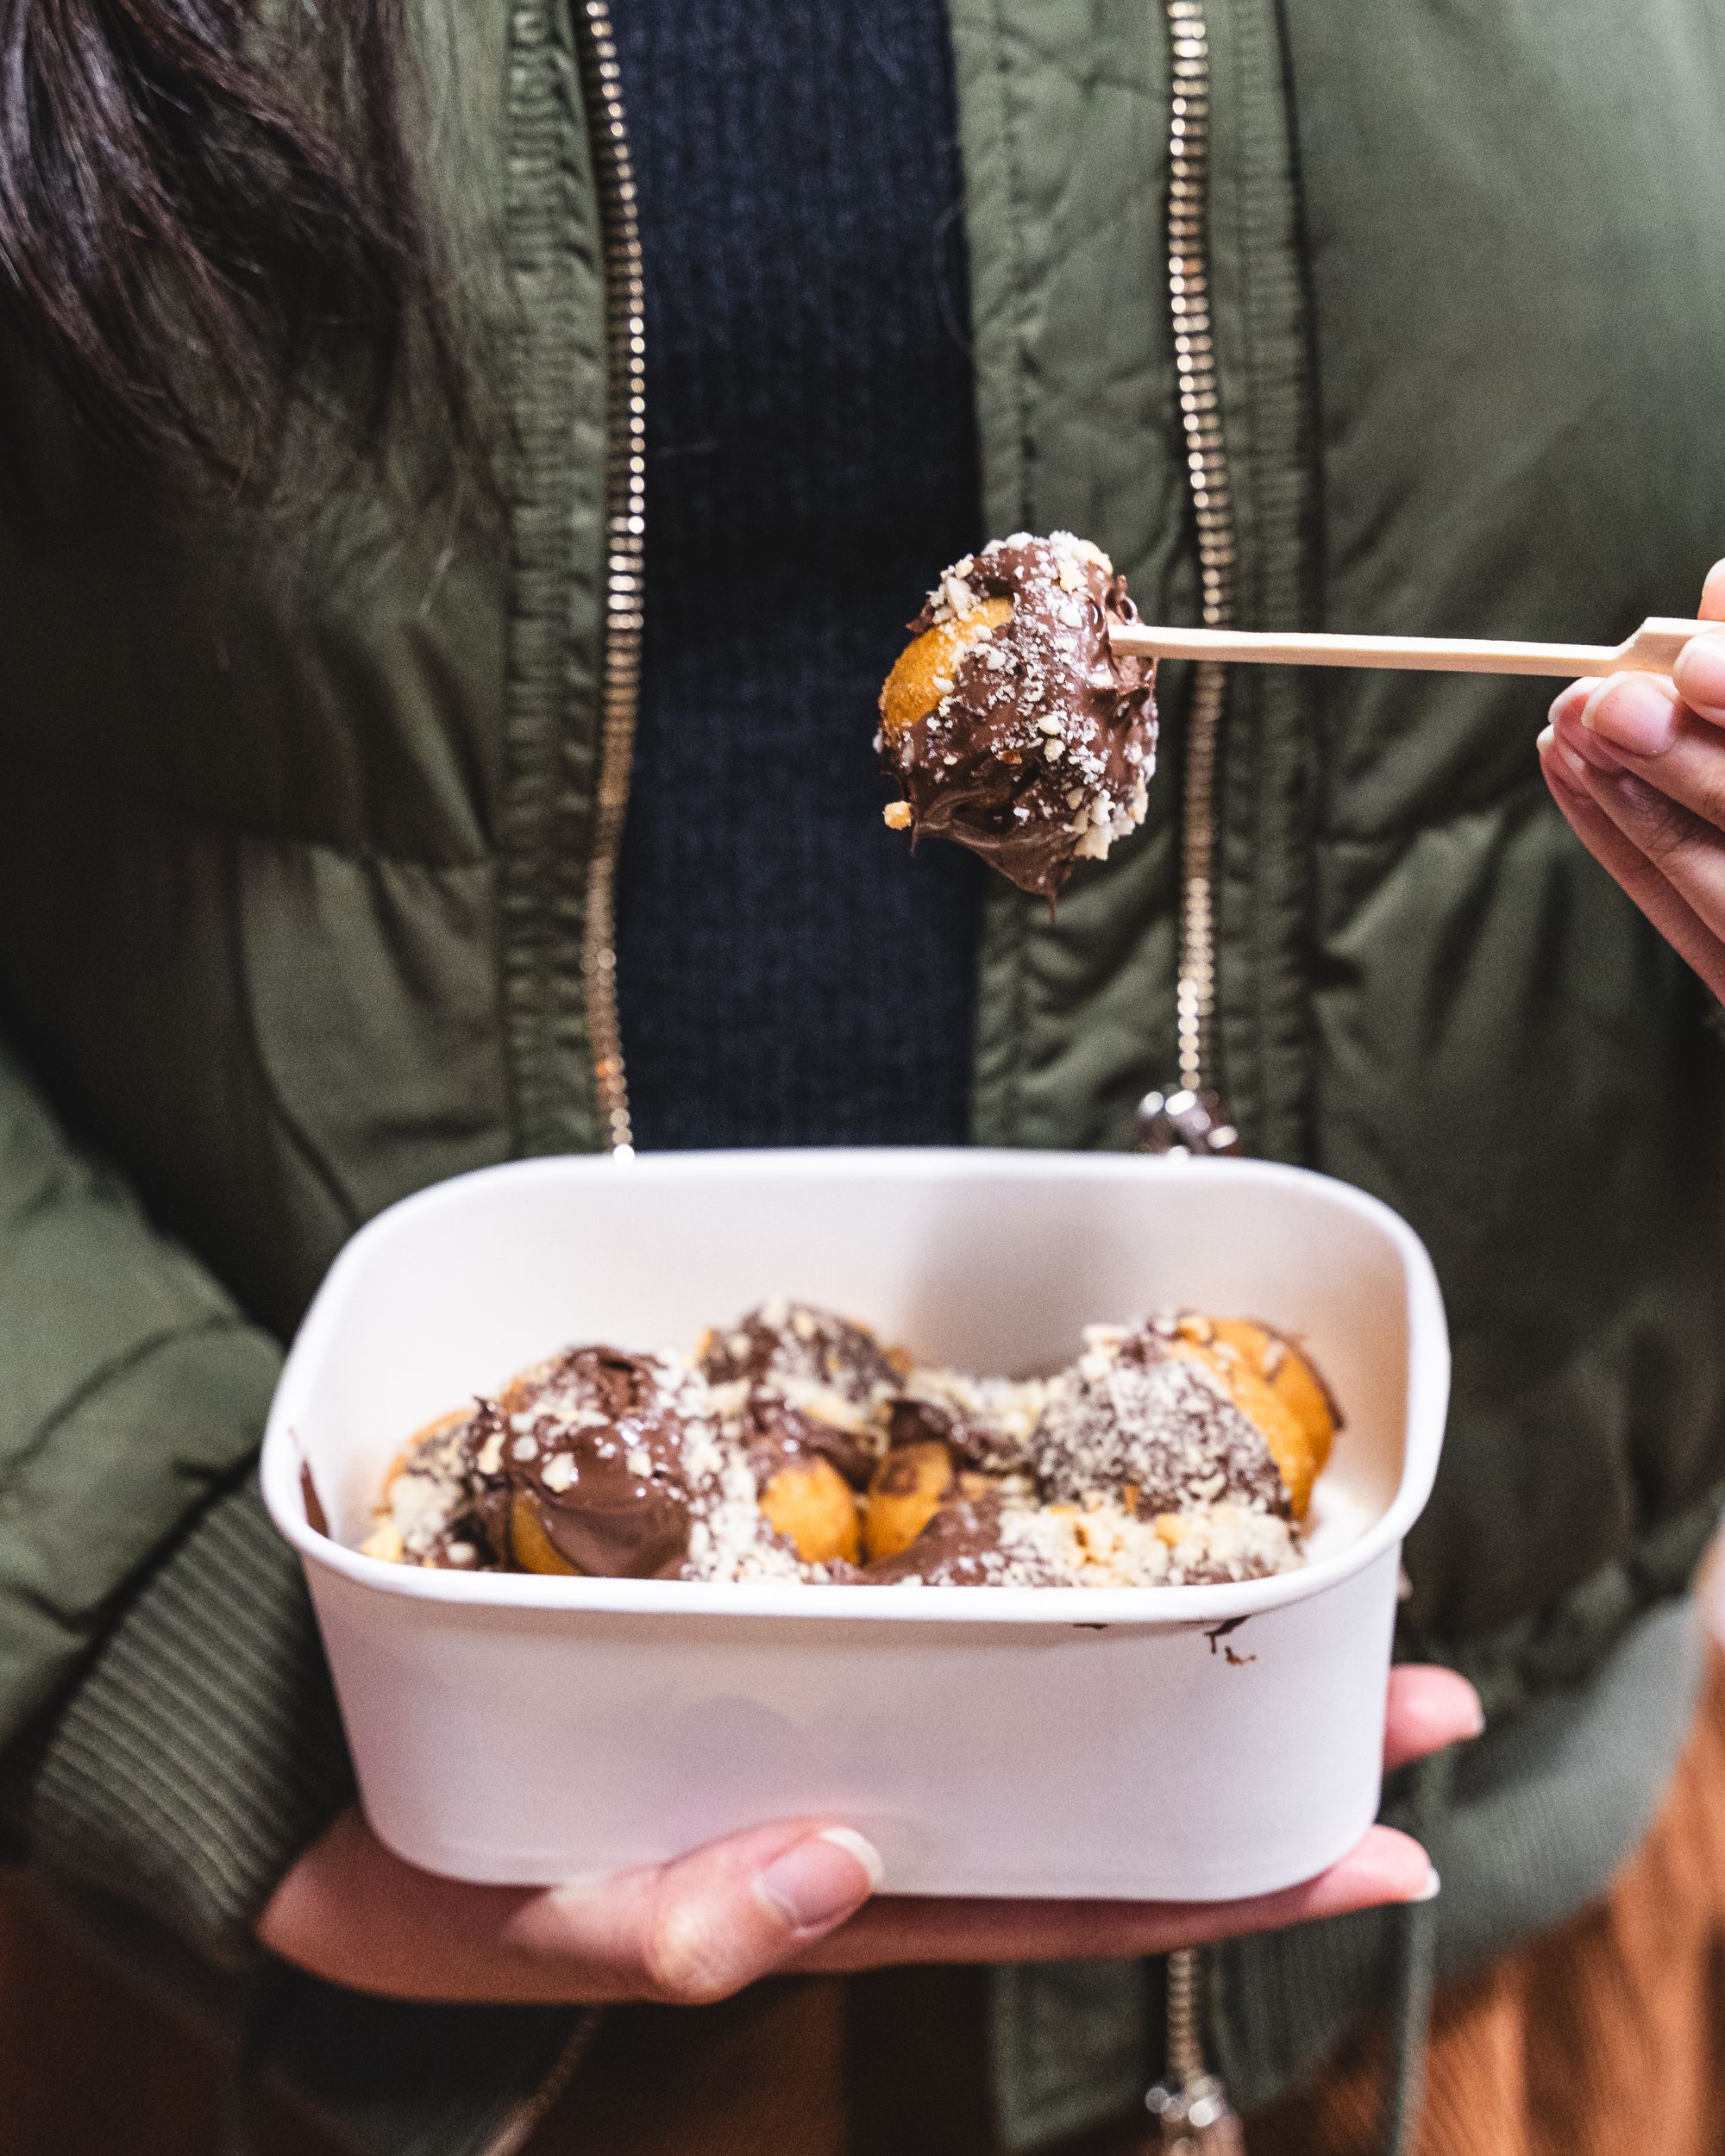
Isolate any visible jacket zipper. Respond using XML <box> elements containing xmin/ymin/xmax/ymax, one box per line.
<box><xmin>1145</xmin><ymin>3</ymin><xmax>1247</xmax><ymax>2150</ymax></box>
<box><xmin>486</xmin><ymin>10</ymin><xmax>641</xmax><ymax>2136</ymax></box>
<box><xmin>574</xmin><ymin>0</ymin><xmax>644</xmax><ymax>1158</ymax></box>
<box><xmin>479</xmin><ymin>2009</ymin><xmax>606</xmax><ymax>2156</ymax></box>
<box><xmin>1167</xmin><ymin>0</ymin><xmax>1234</xmax><ymax>1102</ymax></box>
<box><xmin>1137</xmin><ymin>0</ymin><xmax>1241</xmax><ymax>1166</ymax></box>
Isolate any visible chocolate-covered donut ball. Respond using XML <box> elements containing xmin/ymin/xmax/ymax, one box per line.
<box><xmin>369</xmin><ymin>1299</ymin><xmax>1336</xmax><ymax>1590</ymax></box>
<box><xmin>1031</xmin><ymin>1321</ymin><xmax>1289</xmax><ymax>1521</ymax></box>
<box><xmin>463</xmin><ymin>1346</ymin><xmax>703</xmax><ymax>1579</ymax></box>
<box><xmin>1167</xmin><ymin>1315</ymin><xmax>1339</xmax><ymax>1520</ymax></box>
<box><xmin>699</xmin><ymin>1298</ymin><xmax>901</xmax><ymax>1406</ymax></box>
<box><xmin>884</xmin><ymin>1373</ymin><xmax>1045</xmax><ymax>1475</ymax></box>
<box><xmin>877</xmin><ymin>532</ymin><xmax>1157</xmax><ymax>898</ymax></box>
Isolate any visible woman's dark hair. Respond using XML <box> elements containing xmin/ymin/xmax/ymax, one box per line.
<box><xmin>0</xmin><ymin>0</ymin><xmax>472</xmax><ymax>498</ymax></box>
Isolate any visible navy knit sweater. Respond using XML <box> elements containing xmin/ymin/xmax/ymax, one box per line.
<box><xmin>612</xmin><ymin>1</ymin><xmax>984</xmax><ymax>1150</ymax></box>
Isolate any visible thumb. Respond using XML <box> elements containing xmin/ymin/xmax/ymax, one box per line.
<box><xmin>627</xmin><ymin>1823</ymin><xmax>884</xmax><ymax>2003</ymax></box>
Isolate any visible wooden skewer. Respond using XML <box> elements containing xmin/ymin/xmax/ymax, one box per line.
<box><xmin>1108</xmin><ymin>617</ymin><xmax>1710</xmax><ymax>680</ymax></box>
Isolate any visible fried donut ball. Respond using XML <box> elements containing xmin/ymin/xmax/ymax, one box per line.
<box><xmin>758</xmin><ymin>1456</ymin><xmax>863</xmax><ymax>1565</ymax></box>
<box><xmin>1032</xmin><ymin>1323</ymin><xmax>1288</xmax><ymax>1520</ymax></box>
<box><xmin>877</xmin><ymin>532</ymin><xmax>1157</xmax><ymax>898</ymax></box>
<box><xmin>1166</xmin><ymin>1315</ymin><xmax>1337</xmax><ymax>1520</ymax></box>
<box><xmin>863</xmin><ymin>1438</ymin><xmax>958</xmax><ymax>1563</ymax></box>
<box><xmin>362</xmin><ymin>1410</ymin><xmax>487</xmax><ymax>1569</ymax></box>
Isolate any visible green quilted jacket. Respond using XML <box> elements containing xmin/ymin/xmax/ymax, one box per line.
<box><xmin>3</xmin><ymin>3</ymin><xmax>1725</xmax><ymax>2149</ymax></box>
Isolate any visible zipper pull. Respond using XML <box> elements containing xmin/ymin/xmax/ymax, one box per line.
<box><xmin>1135</xmin><ymin>1087</ymin><xmax>1241</xmax><ymax>1156</ymax></box>
<box><xmin>1144</xmin><ymin>2075</ymin><xmax>1246</xmax><ymax>2153</ymax></box>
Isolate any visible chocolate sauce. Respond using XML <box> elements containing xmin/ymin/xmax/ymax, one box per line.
<box><xmin>735</xmin><ymin>1384</ymin><xmax>876</xmax><ymax>1490</ymax></box>
<box><xmin>885</xmin><ymin>1390</ymin><xmax>1031</xmax><ymax>1475</ymax></box>
<box><xmin>856</xmin><ymin>1497</ymin><xmax>1006</xmax><ymax>1584</ymax></box>
<box><xmin>853</xmin><ymin>1496</ymin><xmax>1060</xmax><ymax>1587</ymax></box>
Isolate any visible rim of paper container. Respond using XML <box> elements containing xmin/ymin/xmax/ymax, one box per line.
<box><xmin>261</xmin><ymin>1150</ymin><xmax>1449</xmax><ymax>1631</ymax></box>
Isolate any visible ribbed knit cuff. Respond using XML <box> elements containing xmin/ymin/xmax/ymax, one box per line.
<box><xmin>8</xmin><ymin>1473</ymin><xmax>353</xmax><ymax>1965</ymax></box>
<box><xmin>5</xmin><ymin>1467</ymin><xmax>605</xmax><ymax>2156</ymax></box>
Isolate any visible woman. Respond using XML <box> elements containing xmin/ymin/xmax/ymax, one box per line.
<box><xmin>1</xmin><ymin>3</ymin><xmax>1722</xmax><ymax>2153</ymax></box>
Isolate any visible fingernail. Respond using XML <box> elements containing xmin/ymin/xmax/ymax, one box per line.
<box><xmin>817</xmin><ymin>1827</ymin><xmax>887</xmax><ymax>1889</ymax></box>
<box><xmin>753</xmin><ymin>1829</ymin><xmax>883</xmax><ymax>1934</ymax></box>
<box><xmin>1674</xmin><ymin>629</ymin><xmax>1725</xmax><ymax>716</ymax></box>
<box><xmin>1553</xmin><ymin>742</ymin><xmax>1593</xmax><ymax>787</ymax></box>
<box><xmin>1460</xmin><ymin>1695</ymin><xmax>1486</xmax><ymax>1740</ymax></box>
<box><xmin>1582</xmin><ymin>676</ymin><xmax>1679</xmax><ymax>756</ymax></box>
<box><xmin>1411</xmin><ymin>1865</ymin><xmax>1442</xmax><ymax>1903</ymax></box>
<box><xmin>1547</xmin><ymin>676</ymin><xmax>1603</xmax><ymax>729</ymax></box>
<box><xmin>1554</xmin><ymin>715</ymin><xmax>1627</xmax><ymax>773</ymax></box>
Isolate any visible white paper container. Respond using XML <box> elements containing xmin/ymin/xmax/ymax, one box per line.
<box><xmin>261</xmin><ymin>1149</ymin><xmax>1448</xmax><ymax>1900</ymax></box>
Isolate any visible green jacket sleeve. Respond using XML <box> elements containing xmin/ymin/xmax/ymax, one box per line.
<box><xmin>0</xmin><ymin>1043</ymin><xmax>598</xmax><ymax>2155</ymax></box>
<box><xmin>0</xmin><ymin>1037</ymin><xmax>353</xmax><ymax>1956</ymax></box>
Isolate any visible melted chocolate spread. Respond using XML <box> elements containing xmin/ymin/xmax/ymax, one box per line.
<box><xmin>735</xmin><ymin>1385</ymin><xmax>876</xmax><ymax>1490</ymax></box>
<box><xmin>852</xmin><ymin>1498</ymin><xmax>1013</xmax><ymax>1585</ymax></box>
<box><xmin>886</xmin><ymin>1393</ymin><xmax>1026</xmax><ymax>1475</ymax></box>
<box><xmin>880</xmin><ymin>533</ymin><xmax>1157</xmax><ymax>898</ymax></box>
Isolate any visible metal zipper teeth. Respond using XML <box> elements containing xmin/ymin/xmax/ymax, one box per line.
<box><xmin>1163</xmin><ymin>0</ymin><xmax>1239</xmax><ymax>2089</ymax></box>
<box><xmin>1166</xmin><ymin>0</ymin><xmax>1239</xmax><ymax>1100</ymax></box>
<box><xmin>1164</xmin><ymin>1933</ymin><xmax>1207</xmax><ymax>2096</ymax></box>
<box><xmin>479</xmin><ymin>2009</ymin><xmax>605</xmax><ymax>2156</ymax></box>
<box><xmin>485</xmin><ymin>12</ymin><xmax>643</xmax><ymax>2125</ymax></box>
<box><xmin>574</xmin><ymin>0</ymin><xmax>644</xmax><ymax>1158</ymax></box>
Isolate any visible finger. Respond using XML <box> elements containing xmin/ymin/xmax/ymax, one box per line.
<box><xmin>1559</xmin><ymin>645</ymin><xmax>1725</xmax><ymax>922</ymax></box>
<box><xmin>259</xmin><ymin>1810</ymin><xmax>880</xmax><ymax>2006</ymax></box>
<box><xmin>1561</xmin><ymin>684</ymin><xmax>1725</xmax><ymax>837</ymax></box>
<box><xmin>1574</xmin><ymin>674</ymin><xmax>1683</xmax><ymax>760</ymax></box>
<box><xmin>1654</xmin><ymin>542</ymin><xmax>1725</xmax><ymax>722</ymax></box>
<box><xmin>1672</xmin><ymin>543</ymin><xmax>1725</xmax><ymax>717</ymax></box>
<box><xmin>1674</xmin><ymin>627</ymin><xmax>1725</xmax><ymax>727</ymax></box>
<box><xmin>791</xmin><ymin>1823</ymin><xmax>1435</xmax><ymax>1972</ymax></box>
<box><xmin>1382</xmin><ymin>1664</ymin><xmax>1482</xmax><ymax>1772</ymax></box>
<box><xmin>1552</xmin><ymin>733</ymin><xmax>1725</xmax><ymax>945</ymax></box>
<box><xmin>1537</xmin><ymin>729</ymin><xmax>1725</xmax><ymax>997</ymax></box>
<box><xmin>613</xmin><ymin>1821</ymin><xmax>882</xmax><ymax>2002</ymax></box>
